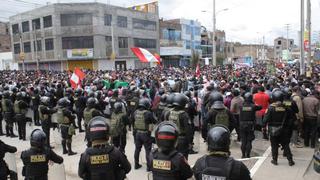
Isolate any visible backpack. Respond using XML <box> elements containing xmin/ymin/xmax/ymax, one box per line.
<box><xmin>201</xmin><ymin>156</ymin><xmax>238</xmax><ymax>180</ymax></box>
<box><xmin>214</xmin><ymin>109</ymin><xmax>229</xmax><ymax>128</ymax></box>
<box><xmin>110</xmin><ymin>112</ymin><xmax>124</xmax><ymax>137</ymax></box>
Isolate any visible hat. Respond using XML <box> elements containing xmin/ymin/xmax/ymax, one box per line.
<box><xmin>226</xmin><ymin>92</ymin><xmax>232</xmax><ymax>96</ymax></box>
<box><xmin>305</xmin><ymin>88</ymin><xmax>311</xmax><ymax>94</ymax></box>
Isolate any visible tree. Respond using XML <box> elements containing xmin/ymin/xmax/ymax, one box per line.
<box><xmin>191</xmin><ymin>49</ymin><xmax>200</xmax><ymax>68</ymax></box>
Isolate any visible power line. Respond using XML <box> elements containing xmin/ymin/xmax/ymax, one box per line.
<box><xmin>8</xmin><ymin>0</ymin><xmax>43</xmax><ymax>6</ymax></box>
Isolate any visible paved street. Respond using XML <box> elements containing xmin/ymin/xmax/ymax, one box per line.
<box><xmin>2</xmin><ymin>119</ymin><xmax>318</xmax><ymax>180</ymax></box>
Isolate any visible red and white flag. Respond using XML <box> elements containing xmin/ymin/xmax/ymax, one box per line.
<box><xmin>131</xmin><ymin>47</ymin><xmax>160</xmax><ymax>64</ymax></box>
<box><xmin>195</xmin><ymin>64</ymin><xmax>201</xmax><ymax>77</ymax></box>
<box><xmin>70</xmin><ymin>67</ymin><xmax>85</xmax><ymax>89</ymax></box>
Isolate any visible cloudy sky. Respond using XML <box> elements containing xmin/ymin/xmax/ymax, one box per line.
<box><xmin>1</xmin><ymin>0</ymin><xmax>320</xmax><ymax>45</ymax></box>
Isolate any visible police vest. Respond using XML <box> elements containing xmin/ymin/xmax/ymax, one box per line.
<box><xmin>110</xmin><ymin>112</ymin><xmax>125</xmax><ymax>137</ymax></box>
<box><xmin>109</xmin><ymin>98</ymin><xmax>117</xmax><ymax>110</ymax></box>
<box><xmin>2</xmin><ymin>99</ymin><xmax>8</xmax><ymax>112</ymax></box>
<box><xmin>127</xmin><ymin>98</ymin><xmax>138</xmax><ymax>110</ymax></box>
<box><xmin>240</xmin><ymin>104</ymin><xmax>256</xmax><ymax>123</ymax></box>
<box><xmin>268</xmin><ymin>104</ymin><xmax>287</xmax><ymax>126</ymax></box>
<box><xmin>24</xmin><ymin>150</ymin><xmax>49</xmax><ymax>177</ymax></box>
<box><xmin>38</xmin><ymin>105</ymin><xmax>49</xmax><ymax>121</ymax></box>
<box><xmin>283</xmin><ymin>100</ymin><xmax>292</xmax><ymax>108</ymax></box>
<box><xmin>56</xmin><ymin>108</ymin><xmax>70</xmax><ymax>124</ymax></box>
<box><xmin>134</xmin><ymin>110</ymin><xmax>147</xmax><ymax>131</ymax></box>
<box><xmin>14</xmin><ymin>100</ymin><xmax>27</xmax><ymax>115</ymax></box>
<box><xmin>85</xmin><ymin>146</ymin><xmax>116</xmax><ymax>180</ymax></box>
<box><xmin>168</xmin><ymin>110</ymin><xmax>185</xmax><ymax>135</ymax></box>
<box><xmin>84</xmin><ymin>108</ymin><xmax>95</xmax><ymax>125</ymax></box>
<box><xmin>151</xmin><ymin>149</ymin><xmax>181</xmax><ymax>180</ymax></box>
<box><xmin>212</xmin><ymin>109</ymin><xmax>229</xmax><ymax>129</ymax></box>
<box><xmin>200</xmin><ymin>156</ymin><xmax>239</xmax><ymax>180</ymax></box>
<box><xmin>156</xmin><ymin>104</ymin><xmax>166</xmax><ymax>119</ymax></box>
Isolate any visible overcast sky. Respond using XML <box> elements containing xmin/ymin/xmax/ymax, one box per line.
<box><xmin>1</xmin><ymin>0</ymin><xmax>320</xmax><ymax>45</ymax></box>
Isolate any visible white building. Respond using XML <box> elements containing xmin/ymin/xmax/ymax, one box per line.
<box><xmin>0</xmin><ymin>52</ymin><xmax>18</xmax><ymax>70</ymax></box>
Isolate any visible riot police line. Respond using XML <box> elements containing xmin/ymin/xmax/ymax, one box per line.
<box><xmin>0</xmin><ymin>65</ymin><xmax>320</xmax><ymax>179</ymax></box>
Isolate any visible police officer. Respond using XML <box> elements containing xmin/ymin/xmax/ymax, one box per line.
<box><xmin>21</xmin><ymin>129</ymin><xmax>64</xmax><ymax>180</ymax></box>
<box><xmin>39</xmin><ymin>96</ymin><xmax>57</xmax><ymax>148</ymax></box>
<box><xmin>160</xmin><ymin>93</ymin><xmax>176</xmax><ymax>122</ymax></box>
<box><xmin>57</xmin><ymin>98</ymin><xmax>77</xmax><ymax>156</ymax></box>
<box><xmin>31</xmin><ymin>89</ymin><xmax>41</xmax><ymax>126</ymax></box>
<box><xmin>83</xmin><ymin>97</ymin><xmax>102</xmax><ymax>146</ymax></box>
<box><xmin>14</xmin><ymin>92</ymin><xmax>29</xmax><ymax>140</ymax></box>
<box><xmin>78</xmin><ymin>116</ymin><xmax>131</xmax><ymax>180</ymax></box>
<box><xmin>239</xmin><ymin>93</ymin><xmax>262</xmax><ymax>158</ymax></box>
<box><xmin>74</xmin><ymin>88</ymin><xmax>86</xmax><ymax>132</ymax></box>
<box><xmin>109</xmin><ymin>90</ymin><xmax>120</xmax><ymax>113</ymax></box>
<box><xmin>133</xmin><ymin>98</ymin><xmax>156</xmax><ymax>170</ymax></box>
<box><xmin>263</xmin><ymin>90</ymin><xmax>295</xmax><ymax>166</ymax></box>
<box><xmin>202</xmin><ymin>92</ymin><xmax>234</xmax><ymax>140</ymax></box>
<box><xmin>126</xmin><ymin>89</ymin><xmax>140</xmax><ymax>129</ymax></box>
<box><xmin>150</xmin><ymin>121</ymin><xmax>193</xmax><ymax>180</ymax></box>
<box><xmin>110</xmin><ymin>102</ymin><xmax>129</xmax><ymax>153</ymax></box>
<box><xmin>167</xmin><ymin>93</ymin><xmax>192</xmax><ymax>159</ymax></box>
<box><xmin>184</xmin><ymin>91</ymin><xmax>198</xmax><ymax>154</ymax></box>
<box><xmin>0</xmin><ymin>140</ymin><xmax>17</xmax><ymax>180</ymax></box>
<box><xmin>155</xmin><ymin>94</ymin><xmax>167</xmax><ymax>121</ymax></box>
<box><xmin>2</xmin><ymin>91</ymin><xmax>17</xmax><ymax>137</ymax></box>
<box><xmin>193</xmin><ymin>125</ymin><xmax>252</xmax><ymax>180</ymax></box>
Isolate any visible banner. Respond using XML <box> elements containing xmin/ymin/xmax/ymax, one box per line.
<box><xmin>128</xmin><ymin>1</ymin><xmax>158</xmax><ymax>13</ymax></box>
<box><xmin>234</xmin><ymin>56</ymin><xmax>253</xmax><ymax>69</ymax></box>
<box><xmin>67</xmin><ymin>49</ymin><xmax>93</xmax><ymax>59</ymax></box>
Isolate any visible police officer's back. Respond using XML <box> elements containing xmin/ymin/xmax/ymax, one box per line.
<box><xmin>83</xmin><ymin>98</ymin><xmax>102</xmax><ymax>127</ymax></box>
<box><xmin>150</xmin><ymin>121</ymin><xmax>193</xmax><ymax>180</ymax></box>
<box><xmin>78</xmin><ymin>116</ymin><xmax>131</xmax><ymax>180</ymax></box>
<box><xmin>21</xmin><ymin>129</ymin><xmax>63</xmax><ymax>180</ymax></box>
<box><xmin>193</xmin><ymin>125</ymin><xmax>252</xmax><ymax>180</ymax></box>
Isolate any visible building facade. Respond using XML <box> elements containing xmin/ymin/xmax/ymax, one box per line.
<box><xmin>0</xmin><ymin>22</ymin><xmax>11</xmax><ymax>52</ymax></box>
<box><xmin>0</xmin><ymin>52</ymin><xmax>18</xmax><ymax>70</ymax></box>
<box><xmin>9</xmin><ymin>2</ymin><xmax>159</xmax><ymax>71</ymax></box>
<box><xmin>160</xmin><ymin>19</ymin><xmax>201</xmax><ymax>67</ymax></box>
<box><xmin>274</xmin><ymin>37</ymin><xmax>294</xmax><ymax>60</ymax></box>
<box><xmin>201</xmin><ymin>29</ymin><xmax>226</xmax><ymax>65</ymax></box>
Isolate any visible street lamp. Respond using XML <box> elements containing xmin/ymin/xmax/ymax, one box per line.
<box><xmin>202</xmin><ymin>4</ymin><xmax>229</xmax><ymax>66</ymax></box>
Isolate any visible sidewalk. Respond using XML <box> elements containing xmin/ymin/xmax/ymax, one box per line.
<box><xmin>252</xmin><ymin>146</ymin><xmax>316</xmax><ymax>180</ymax></box>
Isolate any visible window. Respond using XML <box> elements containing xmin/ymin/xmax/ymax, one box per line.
<box><xmin>61</xmin><ymin>13</ymin><xmax>92</xmax><ymax>26</ymax></box>
<box><xmin>106</xmin><ymin>36</ymin><xmax>112</xmax><ymax>55</ymax></box>
<box><xmin>104</xmin><ymin>14</ymin><xmax>112</xmax><ymax>26</ymax></box>
<box><xmin>132</xmin><ymin>18</ymin><xmax>156</xmax><ymax>31</ymax></box>
<box><xmin>117</xmin><ymin>16</ymin><xmax>127</xmax><ymax>28</ymax></box>
<box><xmin>185</xmin><ymin>25</ymin><xmax>191</xmax><ymax>34</ymax></box>
<box><xmin>14</xmin><ymin>43</ymin><xmax>20</xmax><ymax>54</ymax></box>
<box><xmin>33</xmin><ymin>40</ymin><xmax>42</xmax><ymax>51</ymax></box>
<box><xmin>118</xmin><ymin>37</ymin><xmax>128</xmax><ymax>48</ymax></box>
<box><xmin>43</xmin><ymin>15</ymin><xmax>52</xmax><ymax>28</ymax></box>
<box><xmin>134</xmin><ymin>38</ymin><xmax>156</xmax><ymax>49</ymax></box>
<box><xmin>277</xmin><ymin>40</ymin><xmax>281</xmax><ymax>45</ymax></box>
<box><xmin>24</xmin><ymin>42</ymin><xmax>31</xmax><ymax>53</ymax></box>
<box><xmin>32</xmin><ymin>18</ymin><xmax>41</xmax><ymax>30</ymax></box>
<box><xmin>62</xmin><ymin>36</ymin><xmax>94</xmax><ymax>49</ymax></box>
<box><xmin>22</xmin><ymin>21</ymin><xmax>29</xmax><ymax>32</ymax></box>
<box><xmin>12</xmin><ymin>24</ymin><xmax>19</xmax><ymax>34</ymax></box>
<box><xmin>45</xmin><ymin>38</ymin><xmax>54</xmax><ymax>50</ymax></box>
<box><xmin>186</xmin><ymin>40</ymin><xmax>191</xmax><ymax>49</ymax></box>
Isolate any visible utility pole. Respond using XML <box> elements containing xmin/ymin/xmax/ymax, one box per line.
<box><xmin>19</xmin><ymin>34</ymin><xmax>25</xmax><ymax>72</ymax></box>
<box><xmin>306</xmin><ymin>0</ymin><xmax>311</xmax><ymax>70</ymax></box>
<box><xmin>300</xmin><ymin>0</ymin><xmax>305</xmax><ymax>75</ymax></box>
<box><xmin>262</xmin><ymin>36</ymin><xmax>265</xmax><ymax>60</ymax></box>
<box><xmin>212</xmin><ymin>0</ymin><xmax>216</xmax><ymax>66</ymax></box>
<box><xmin>285</xmin><ymin>24</ymin><xmax>290</xmax><ymax>61</ymax></box>
<box><xmin>33</xmin><ymin>22</ymin><xmax>39</xmax><ymax>71</ymax></box>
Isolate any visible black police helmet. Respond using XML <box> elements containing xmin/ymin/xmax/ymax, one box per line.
<box><xmin>209</xmin><ymin>92</ymin><xmax>224</xmax><ymax>104</ymax></box>
<box><xmin>160</xmin><ymin>94</ymin><xmax>168</xmax><ymax>105</ymax></box>
<box><xmin>244</xmin><ymin>92</ymin><xmax>253</xmax><ymax>103</ymax></box>
<box><xmin>3</xmin><ymin>91</ymin><xmax>10</xmax><ymax>99</ymax></box>
<box><xmin>212</xmin><ymin>101</ymin><xmax>225</xmax><ymax>109</ymax></box>
<box><xmin>207</xmin><ymin>125</ymin><xmax>230</xmax><ymax>152</ymax></box>
<box><xmin>16</xmin><ymin>92</ymin><xmax>22</xmax><ymax>100</ymax></box>
<box><xmin>158</xmin><ymin>88</ymin><xmax>165</xmax><ymax>96</ymax></box>
<box><xmin>87</xmin><ymin>97</ymin><xmax>98</xmax><ymax>108</ymax></box>
<box><xmin>114</xmin><ymin>102</ymin><xmax>123</xmax><ymax>113</ymax></box>
<box><xmin>138</xmin><ymin>98</ymin><xmax>151</xmax><ymax>109</ymax></box>
<box><xmin>283</xmin><ymin>87</ymin><xmax>292</xmax><ymax>99</ymax></box>
<box><xmin>30</xmin><ymin>129</ymin><xmax>47</xmax><ymax>148</ymax></box>
<box><xmin>40</xmin><ymin>96</ymin><xmax>50</xmax><ymax>105</ymax></box>
<box><xmin>75</xmin><ymin>88</ymin><xmax>83</xmax><ymax>96</ymax></box>
<box><xmin>173</xmin><ymin>93</ymin><xmax>189</xmax><ymax>108</ymax></box>
<box><xmin>155</xmin><ymin>121</ymin><xmax>179</xmax><ymax>153</ymax></box>
<box><xmin>272</xmin><ymin>90</ymin><xmax>284</xmax><ymax>102</ymax></box>
<box><xmin>184</xmin><ymin>91</ymin><xmax>192</xmax><ymax>98</ymax></box>
<box><xmin>88</xmin><ymin>91</ymin><xmax>95</xmax><ymax>98</ymax></box>
<box><xmin>166</xmin><ymin>93</ymin><xmax>176</xmax><ymax>107</ymax></box>
<box><xmin>88</xmin><ymin>116</ymin><xmax>110</xmax><ymax>141</ymax></box>
<box><xmin>58</xmin><ymin>98</ymin><xmax>70</xmax><ymax>108</ymax></box>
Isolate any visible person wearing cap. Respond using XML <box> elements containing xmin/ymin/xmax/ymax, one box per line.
<box><xmin>302</xmin><ymin>89</ymin><xmax>319</xmax><ymax>148</ymax></box>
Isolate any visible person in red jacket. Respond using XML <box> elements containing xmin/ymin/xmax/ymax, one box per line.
<box><xmin>253</xmin><ymin>86</ymin><xmax>270</xmax><ymax>140</ymax></box>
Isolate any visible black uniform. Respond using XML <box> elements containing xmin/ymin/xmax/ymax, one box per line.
<box><xmin>57</xmin><ymin>107</ymin><xmax>76</xmax><ymax>155</ymax></box>
<box><xmin>193</xmin><ymin>154</ymin><xmax>252</xmax><ymax>180</ymax></box>
<box><xmin>110</xmin><ymin>111</ymin><xmax>130</xmax><ymax>153</ymax></box>
<box><xmin>31</xmin><ymin>93</ymin><xmax>41</xmax><ymax>126</ymax></box>
<box><xmin>78</xmin><ymin>143</ymin><xmax>131</xmax><ymax>180</ymax></box>
<box><xmin>0</xmin><ymin>97</ymin><xmax>4</xmax><ymax>136</ymax></box>
<box><xmin>133</xmin><ymin>108</ymin><xmax>156</xmax><ymax>170</ymax></box>
<box><xmin>2</xmin><ymin>96</ymin><xmax>16</xmax><ymax>137</ymax></box>
<box><xmin>126</xmin><ymin>96</ymin><xmax>139</xmax><ymax>127</ymax></box>
<box><xmin>39</xmin><ymin>105</ymin><xmax>57</xmax><ymax>147</ymax></box>
<box><xmin>0</xmin><ymin>140</ymin><xmax>17</xmax><ymax>180</ymax></box>
<box><xmin>14</xmin><ymin>99</ymin><xmax>29</xmax><ymax>140</ymax></box>
<box><xmin>74</xmin><ymin>95</ymin><xmax>86</xmax><ymax>132</ymax></box>
<box><xmin>149</xmin><ymin>149</ymin><xmax>193</xmax><ymax>180</ymax></box>
<box><xmin>239</xmin><ymin>103</ymin><xmax>261</xmax><ymax>158</ymax></box>
<box><xmin>21</xmin><ymin>147</ymin><xmax>63</xmax><ymax>180</ymax></box>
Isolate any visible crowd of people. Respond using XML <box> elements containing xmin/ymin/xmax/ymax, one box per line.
<box><xmin>0</xmin><ymin>63</ymin><xmax>320</xmax><ymax>179</ymax></box>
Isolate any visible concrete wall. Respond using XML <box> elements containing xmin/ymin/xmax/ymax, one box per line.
<box><xmin>0</xmin><ymin>52</ymin><xmax>18</xmax><ymax>70</ymax></box>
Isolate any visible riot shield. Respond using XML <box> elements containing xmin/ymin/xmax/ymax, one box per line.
<box><xmin>48</xmin><ymin>162</ymin><xmax>66</xmax><ymax>180</ymax></box>
<box><xmin>4</xmin><ymin>152</ymin><xmax>17</xmax><ymax>179</ymax></box>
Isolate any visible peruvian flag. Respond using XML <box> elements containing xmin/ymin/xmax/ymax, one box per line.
<box><xmin>70</xmin><ymin>67</ymin><xmax>85</xmax><ymax>89</ymax></box>
<box><xmin>195</xmin><ymin>64</ymin><xmax>201</xmax><ymax>77</ymax></box>
<box><xmin>131</xmin><ymin>47</ymin><xmax>160</xmax><ymax>64</ymax></box>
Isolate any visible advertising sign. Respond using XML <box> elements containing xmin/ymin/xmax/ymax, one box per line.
<box><xmin>67</xmin><ymin>49</ymin><xmax>93</xmax><ymax>59</ymax></box>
